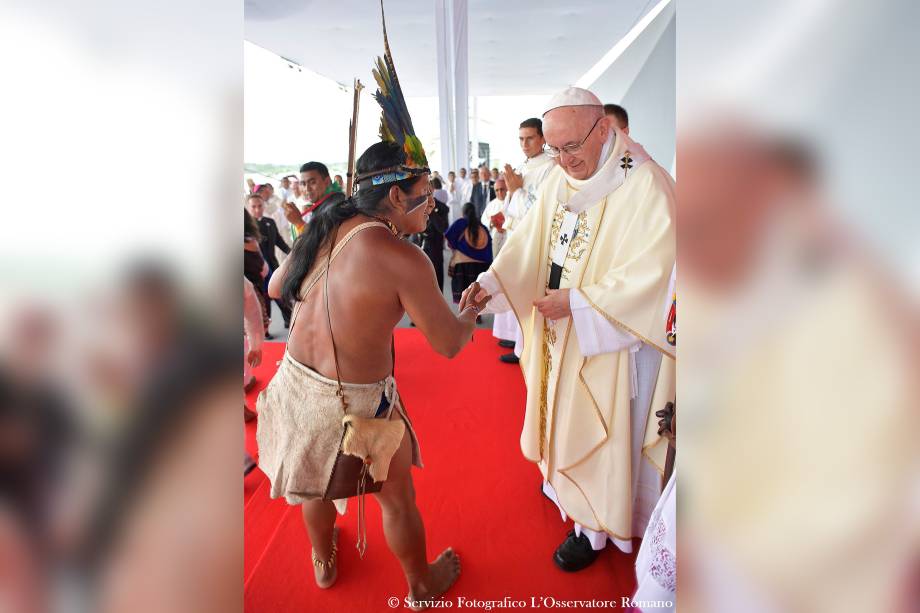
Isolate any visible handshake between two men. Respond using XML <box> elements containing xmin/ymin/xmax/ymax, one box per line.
<box><xmin>458</xmin><ymin>281</ymin><xmax>574</xmax><ymax>321</ymax></box>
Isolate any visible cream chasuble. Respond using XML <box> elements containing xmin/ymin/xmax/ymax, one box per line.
<box><xmin>482</xmin><ymin>129</ymin><xmax>676</xmax><ymax>537</ymax></box>
<box><xmin>493</xmin><ymin>152</ymin><xmax>555</xmax><ymax>342</ymax></box>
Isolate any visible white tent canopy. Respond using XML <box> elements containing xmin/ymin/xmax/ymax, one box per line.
<box><xmin>244</xmin><ymin>0</ymin><xmax>675</xmax><ymax>173</ymax></box>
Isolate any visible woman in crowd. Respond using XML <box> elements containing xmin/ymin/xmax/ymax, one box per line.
<box><xmin>414</xmin><ymin>177</ymin><xmax>450</xmax><ymax>292</ymax></box>
<box><xmin>445</xmin><ymin>202</ymin><xmax>493</xmax><ymax>305</ymax></box>
<box><xmin>244</xmin><ymin>209</ymin><xmax>270</xmax><ymax>335</ymax></box>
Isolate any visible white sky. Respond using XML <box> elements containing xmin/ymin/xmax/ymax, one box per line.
<box><xmin>244</xmin><ymin>41</ymin><xmax>550</xmax><ymax>176</ymax></box>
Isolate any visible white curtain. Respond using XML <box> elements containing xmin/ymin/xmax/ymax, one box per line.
<box><xmin>435</xmin><ymin>0</ymin><xmax>469</xmax><ymax>175</ymax></box>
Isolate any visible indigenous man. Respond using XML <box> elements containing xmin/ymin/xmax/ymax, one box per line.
<box><xmin>463</xmin><ymin>87</ymin><xmax>675</xmax><ymax>570</ymax></box>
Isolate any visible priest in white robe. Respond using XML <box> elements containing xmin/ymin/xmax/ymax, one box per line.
<box><xmin>463</xmin><ymin>87</ymin><xmax>676</xmax><ymax>571</ymax></box>
<box><xmin>449</xmin><ymin>167</ymin><xmax>472</xmax><ymax>224</ymax></box>
<box><xmin>480</xmin><ymin>177</ymin><xmax>510</xmax><ymax>257</ymax></box>
<box><xmin>493</xmin><ymin>118</ymin><xmax>555</xmax><ymax>360</ymax></box>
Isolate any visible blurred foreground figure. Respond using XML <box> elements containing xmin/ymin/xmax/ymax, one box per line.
<box><xmin>80</xmin><ymin>264</ymin><xmax>239</xmax><ymax>613</ymax></box>
<box><xmin>0</xmin><ymin>307</ymin><xmax>76</xmax><ymax>613</ymax></box>
<box><xmin>678</xmin><ymin>125</ymin><xmax>919</xmax><ymax>613</ymax></box>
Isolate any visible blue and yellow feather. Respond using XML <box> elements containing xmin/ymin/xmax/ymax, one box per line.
<box><xmin>371</xmin><ymin>0</ymin><xmax>429</xmax><ymax>170</ymax></box>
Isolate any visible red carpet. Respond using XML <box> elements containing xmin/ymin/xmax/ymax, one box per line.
<box><xmin>244</xmin><ymin>329</ymin><xmax>639</xmax><ymax>612</ymax></box>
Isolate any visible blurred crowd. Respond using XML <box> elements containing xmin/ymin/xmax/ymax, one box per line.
<box><xmin>0</xmin><ymin>266</ymin><xmax>239</xmax><ymax>612</ymax></box>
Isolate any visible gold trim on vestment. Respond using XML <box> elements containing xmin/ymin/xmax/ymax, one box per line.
<box><xmin>642</xmin><ymin>443</ymin><xmax>666</xmax><ymax>476</ymax></box>
<box><xmin>538</xmin><ymin>321</ymin><xmax>552</xmax><ymax>457</ymax></box>
<box><xmin>557</xmin><ymin>360</ymin><xmax>619</xmax><ymax>489</ymax></box>
<box><xmin>580</xmin><ymin>292</ymin><xmax>676</xmax><ymax>360</ymax></box>
<box><xmin>545</xmin><ymin>318</ymin><xmax>572</xmax><ymax>478</ymax></box>
<box><xmin>639</xmin><ymin>362</ymin><xmax>667</xmax><ymax>476</ymax></box>
<box><xmin>576</xmin><ymin>356</ymin><xmax>609</xmax><ymax>439</ymax></box>
<box><xmin>557</xmin><ymin>470</ymin><xmax>637</xmax><ymax>540</ymax></box>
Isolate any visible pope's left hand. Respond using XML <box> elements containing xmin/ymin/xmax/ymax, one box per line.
<box><xmin>533</xmin><ymin>288</ymin><xmax>571</xmax><ymax>320</ymax></box>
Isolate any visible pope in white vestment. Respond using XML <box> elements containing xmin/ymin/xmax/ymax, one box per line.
<box><xmin>468</xmin><ymin>88</ymin><xmax>676</xmax><ymax>569</ymax></box>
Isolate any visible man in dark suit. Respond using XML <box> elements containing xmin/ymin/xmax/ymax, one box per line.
<box><xmin>480</xmin><ymin>164</ymin><xmax>496</xmax><ymax>199</ymax></box>
<box><xmin>419</xmin><ymin>178</ymin><xmax>450</xmax><ymax>291</ymax></box>
<box><xmin>247</xmin><ymin>193</ymin><xmax>293</xmax><ymax>327</ymax></box>
<box><xmin>469</xmin><ymin>167</ymin><xmax>495</xmax><ymax>218</ymax></box>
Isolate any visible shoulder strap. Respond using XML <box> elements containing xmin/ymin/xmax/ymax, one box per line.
<box><xmin>324</xmin><ymin>224</ymin><xmax>348</xmax><ymax>412</ymax></box>
<box><xmin>286</xmin><ymin>221</ymin><xmax>389</xmax><ymax>337</ymax></box>
<box><xmin>297</xmin><ymin>222</ymin><xmax>390</xmax><ymax>301</ymax></box>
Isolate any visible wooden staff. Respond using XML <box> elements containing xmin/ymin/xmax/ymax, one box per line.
<box><xmin>346</xmin><ymin>78</ymin><xmax>364</xmax><ymax>196</ymax></box>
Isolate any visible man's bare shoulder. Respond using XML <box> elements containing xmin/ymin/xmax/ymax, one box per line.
<box><xmin>352</xmin><ymin>227</ymin><xmax>430</xmax><ymax>274</ymax></box>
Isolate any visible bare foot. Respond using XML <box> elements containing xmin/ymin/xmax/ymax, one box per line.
<box><xmin>312</xmin><ymin>527</ymin><xmax>338</xmax><ymax>589</ymax></box>
<box><xmin>407</xmin><ymin>548</ymin><xmax>461</xmax><ymax>611</ymax></box>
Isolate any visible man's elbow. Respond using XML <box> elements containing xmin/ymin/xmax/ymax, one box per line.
<box><xmin>435</xmin><ymin>338</ymin><xmax>463</xmax><ymax>359</ymax></box>
<box><xmin>267</xmin><ymin>275</ymin><xmax>282</xmax><ymax>299</ymax></box>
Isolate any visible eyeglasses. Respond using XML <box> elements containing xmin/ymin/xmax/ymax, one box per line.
<box><xmin>543</xmin><ymin>116</ymin><xmax>604</xmax><ymax>158</ymax></box>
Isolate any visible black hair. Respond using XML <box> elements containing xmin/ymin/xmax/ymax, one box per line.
<box><xmin>519</xmin><ymin>117</ymin><xmax>543</xmax><ymax>136</ymax></box>
<box><xmin>244</xmin><ymin>208</ymin><xmax>261</xmax><ymax>241</ymax></box>
<box><xmin>603</xmin><ymin>104</ymin><xmax>629</xmax><ymax>127</ymax></box>
<box><xmin>462</xmin><ymin>202</ymin><xmax>481</xmax><ymax>244</ymax></box>
<box><xmin>430</xmin><ymin>177</ymin><xmax>442</xmax><ymax>189</ymax></box>
<box><xmin>299</xmin><ymin>161</ymin><xmax>330</xmax><ymax>179</ymax></box>
<box><xmin>282</xmin><ymin>142</ymin><xmax>424</xmax><ymax>305</ymax></box>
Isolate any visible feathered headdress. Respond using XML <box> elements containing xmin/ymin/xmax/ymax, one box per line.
<box><xmin>357</xmin><ymin>0</ymin><xmax>430</xmax><ymax>187</ymax></box>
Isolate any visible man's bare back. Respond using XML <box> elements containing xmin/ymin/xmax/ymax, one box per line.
<box><xmin>270</xmin><ymin>214</ymin><xmax>483</xmax><ymax>384</ymax></box>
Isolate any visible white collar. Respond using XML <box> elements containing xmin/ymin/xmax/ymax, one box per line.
<box><xmin>560</xmin><ymin>127</ymin><xmax>652</xmax><ymax>214</ymax></box>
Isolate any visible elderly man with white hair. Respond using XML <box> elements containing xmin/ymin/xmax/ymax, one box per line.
<box><xmin>480</xmin><ymin>176</ymin><xmax>509</xmax><ymax>257</ymax></box>
<box><xmin>461</xmin><ymin>87</ymin><xmax>676</xmax><ymax>571</ymax></box>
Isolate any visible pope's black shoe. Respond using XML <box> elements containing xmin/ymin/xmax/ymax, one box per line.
<box><xmin>553</xmin><ymin>530</ymin><xmax>600</xmax><ymax>572</ymax></box>
<box><xmin>499</xmin><ymin>352</ymin><xmax>520</xmax><ymax>364</ymax></box>
<box><xmin>498</xmin><ymin>339</ymin><xmax>516</xmax><ymax>348</ymax></box>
